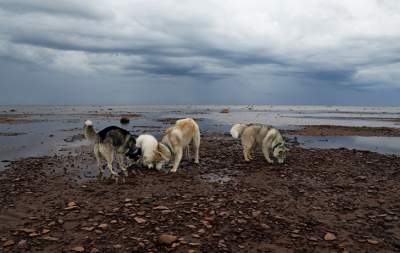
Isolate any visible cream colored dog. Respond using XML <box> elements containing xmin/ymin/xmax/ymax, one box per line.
<box><xmin>230</xmin><ymin>123</ymin><xmax>288</xmax><ymax>164</ymax></box>
<box><xmin>136</xmin><ymin>118</ymin><xmax>200</xmax><ymax>172</ymax></box>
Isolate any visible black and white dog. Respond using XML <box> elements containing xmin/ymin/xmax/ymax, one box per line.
<box><xmin>84</xmin><ymin>120</ymin><xmax>141</xmax><ymax>182</ymax></box>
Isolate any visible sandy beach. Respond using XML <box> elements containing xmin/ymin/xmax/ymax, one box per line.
<box><xmin>0</xmin><ymin>105</ymin><xmax>400</xmax><ymax>252</ymax></box>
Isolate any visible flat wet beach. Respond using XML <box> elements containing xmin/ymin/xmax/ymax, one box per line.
<box><xmin>0</xmin><ymin>105</ymin><xmax>400</xmax><ymax>252</ymax></box>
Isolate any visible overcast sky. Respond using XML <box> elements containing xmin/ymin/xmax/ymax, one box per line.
<box><xmin>0</xmin><ymin>0</ymin><xmax>399</xmax><ymax>105</ymax></box>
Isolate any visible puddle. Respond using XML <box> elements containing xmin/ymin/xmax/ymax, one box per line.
<box><xmin>294</xmin><ymin>135</ymin><xmax>400</xmax><ymax>155</ymax></box>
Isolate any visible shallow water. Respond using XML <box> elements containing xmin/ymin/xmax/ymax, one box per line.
<box><xmin>1</xmin><ymin>105</ymin><xmax>400</xmax><ymax>170</ymax></box>
<box><xmin>295</xmin><ymin>135</ymin><xmax>400</xmax><ymax>155</ymax></box>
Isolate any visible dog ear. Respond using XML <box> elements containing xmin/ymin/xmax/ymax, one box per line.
<box><xmin>155</xmin><ymin>150</ymin><xmax>169</xmax><ymax>161</ymax></box>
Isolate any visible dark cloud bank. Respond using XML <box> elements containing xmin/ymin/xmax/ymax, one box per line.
<box><xmin>0</xmin><ymin>0</ymin><xmax>400</xmax><ymax>105</ymax></box>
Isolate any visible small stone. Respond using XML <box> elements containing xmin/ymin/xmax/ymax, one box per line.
<box><xmin>42</xmin><ymin>229</ymin><xmax>50</xmax><ymax>234</ymax></box>
<box><xmin>19</xmin><ymin>228</ymin><xmax>36</xmax><ymax>233</ymax></box>
<box><xmin>367</xmin><ymin>239</ymin><xmax>379</xmax><ymax>245</ymax></box>
<box><xmin>81</xmin><ymin>226</ymin><xmax>95</xmax><ymax>231</ymax></box>
<box><xmin>72</xmin><ymin>246</ymin><xmax>85</xmax><ymax>252</ymax></box>
<box><xmin>113</xmin><ymin>244</ymin><xmax>122</xmax><ymax>249</ymax></box>
<box><xmin>17</xmin><ymin>239</ymin><xmax>27</xmax><ymax>249</ymax></box>
<box><xmin>198</xmin><ymin>229</ymin><xmax>206</xmax><ymax>234</ymax></box>
<box><xmin>134</xmin><ymin>217</ymin><xmax>147</xmax><ymax>224</ymax></box>
<box><xmin>192</xmin><ymin>234</ymin><xmax>200</xmax><ymax>238</ymax></box>
<box><xmin>90</xmin><ymin>248</ymin><xmax>100</xmax><ymax>253</ymax></box>
<box><xmin>3</xmin><ymin>240</ymin><xmax>15</xmax><ymax>247</ymax></box>
<box><xmin>159</xmin><ymin>234</ymin><xmax>178</xmax><ymax>245</ymax></box>
<box><xmin>42</xmin><ymin>236</ymin><xmax>59</xmax><ymax>241</ymax></box>
<box><xmin>260</xmin><ymin>223</ymin><xmax>271</xmax><ymax>229</ymax></box>
<box><xmin>324</xmin><ymin>232</ymin><xmax>336</xmax><ymax>241</ymax></box>
<box><xmin>98</xmin><ymin>223</ymin><xmax>109</xmax><ymax>230</ymax></box>
<box><xmin>153</xmin><ymin>206</ymin><xmax>169</xmax><ymax>210</ymax></box>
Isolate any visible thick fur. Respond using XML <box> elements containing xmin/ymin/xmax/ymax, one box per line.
<box><xmin>230</xmin><ymin>123</ymin><xmax>288</xmax><ymax>164</ymax></box>
<box><xmin>136</xmin><ymin>134</ymin><xmax>158</xmax><ymax>169</ymax></box>
<box><xmin>84</xmin><ymin>120</ymin><xmax>139</xmax><ymax>181</ymax></box>
<box><xmin>138</xmin><ymin>118</ymin><xmax>200</xmax><ymax>172</ymax></box>
<box><xmin>136</xmin><ymin>134</ymin><xmax>173</xmax><ymax>170</ymax></box>
<box><xmin>160</xmin><ymin>118</ymin><xmax>200</xmax><ymax>172</ymax></box>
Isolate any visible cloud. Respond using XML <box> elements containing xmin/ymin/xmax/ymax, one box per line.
<box><xmin>0</xmin><ymin>0</ymin><xmax>400</xmax><ymax>105</ymax></box>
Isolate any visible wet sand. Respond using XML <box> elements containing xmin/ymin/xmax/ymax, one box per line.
<box><xmin>1</xmin><ymin>106</ymin><xmax>400</xmax><ymax>252</ymax></box>
<box><xmin>285</xmin><ymin>125</ymin><xmax>400</xmax><ymax>137</ymax></box>
<box><xmin>1</xmin><ymin>133</ymin><xmax>400</xmax><ymax>252</ymax></box>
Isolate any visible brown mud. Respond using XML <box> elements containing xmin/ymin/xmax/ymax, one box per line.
<box><xmin>0</xmin><ymin>134</ymin><xmax>399</xmax><ymax>252</ymax></box>
<box><xmin>285</xmin><ymin>125</ymin><xmax>400</xmax><ymax>137</ymax></box>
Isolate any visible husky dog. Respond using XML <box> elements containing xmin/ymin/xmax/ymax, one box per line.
<box><xmin>230</xmin><ymin>123</ymin><xmax>288</xmax><ymax>164</ymax></box>
<box><xmin>136</xmin><ymin>118</ymin><xmax>200</xmax><ymax>172</ymax></box>
<box><xmin>84</xmin><ymin>120</ymin><xmax>141</xmax><ymax>181</ymax></box>
<box><xmin>135</xmin><ymin>134</ymin><xmax>171</xmax><ymax>170</ymax></box>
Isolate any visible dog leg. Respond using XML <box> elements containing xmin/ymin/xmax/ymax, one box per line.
<box><xmin>117</xmin><ymin>154</ymin><xmax>129</xmax><ymax>178</ymax></box>
<box><xmin>94</xmin><ymin>145</ymin><xmax>104</xmax><ymax>179</ymax></box>
<box><xmin>262</xmin><ymin>137</ymin><xmax>274</xmax><ymax>164</ymax></box>
<box><xmin>170</xmin><ymin>147</ymin><xmax>183</xmax><ymax>173</ymax></box>
<box><xmin>242</xmin><ymin>135</ymin><xmax>255</xmax><ymax>162</ymax></box>
<box><xmin>192</xmin><ymin>129</ymin><xmax>200</xmax><ymax>164</ymax></box>
<box><xmin>185</xmin><ymin>145</ymin><xmax>191</xmax><ymax>161</ymax></box>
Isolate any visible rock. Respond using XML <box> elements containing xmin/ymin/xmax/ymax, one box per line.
<box><xmin>81</xmin><ymin>226</ymin><xmax>95</xmax><ymax>231</ymax></box>
<box><xmin>120</xmin><ymin>117</ymin><xmax>130</xmax><ymax>124</ymax></box>
<box><xmin>19</xmin><ymin>228</ymin><xmax>36</xmax><ymax>233</ymax></box>
<box><xmin>42</xmin><ymin>229</ymin><xmax>50</xmax><ymax>234</ymax></box>
<box><xmin>98</xmin><ymin>223</ymin><xmax>109</xmax><ymax>230</ymax></box>
<box><xmin>324</xmin><ymin>232</ymin><xmax>336</xmax><ymax>241</ymax></box>
<box><xmin>90</xmin><ymin>248</ymin><xmax>100</xmax><ymax>253</ymax></box>
<box><xmin>3</xmin><ymin>240</ymin><xmax>15</xmax><ymax>247</ymax></box>
<box><xmin>72</xmin><ymin>246</ymin><xmax>85</xmax><ymax>252</ymax></box>
<box><xmin>17</xmin><ymin>239</ymin><xmax>27</xmax><ymax>249</ymax></box>
<box><xmin>153</xmin><ymin>206</ymin><xmax>169</xmax><ymax>210</ymax></box>
<box><xmin>159</xmin><ymin>234</ymin><xmax>178</xmax><ymax>245</ymax></box>
<box><xmin>192</xmin><ymin>234</ymin><xmax>200</xmax><ymax>238</ymax></box>
<box><xmin>134</xmin><ymin>217</ymin><xmax>146</xmax><ymax>224</ymax></box>
<box><xmin>220</xmin><ymin>108</ymin><xmax>230</xmax><ymax>113</ymax></box>
<box><xmin>42</xmin><ymin>236</ymin><xmax>59</xmax><ymax>241</ymax></box>
<box><xmin>260</xmin><ymin>223</ymin><xmax>271</xmax><ymax>229</ymax></box>
<box><xmin>113</xmin><ymin>244</ymin><xmax>122</xmax><ymax>249</ymax></box>
<box><xmin>68</xmin><ymin>201</ymin><xmax>77</xmax><ymax>207</ymax></box>
<box><xmin>367</xmin><ymin>239</ymin><xmax>379</xmax><ymax>245</ymax></box>
<box><xmin>252</xmin><ymin>211</ymin><xmax>261</xmax><ymax>217</ymax></box>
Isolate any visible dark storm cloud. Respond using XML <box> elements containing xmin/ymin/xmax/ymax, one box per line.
<box><xmin>1</xmin><ymin>0</ymin><xmax>400</xmax><ymax>105</ymax></box>
<box><xmin>0</xmin><ymin>0</ymin><xmax>111</xmax><ymax>20</ymax></box>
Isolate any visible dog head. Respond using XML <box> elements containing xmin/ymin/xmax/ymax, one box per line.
<box><xmin>126</xmin><ymin>147</ymin><xmax>142</xmax><ymax>161</ymax></box>
<box><xmin>273</xmin><ymin>143</ymin><xmax>289</xmax><ymax>164</ymax></box>
<box><xmin>154</xmin><ymin>143</ymin><xmax>172</xmax><ymax>170</ymax></box>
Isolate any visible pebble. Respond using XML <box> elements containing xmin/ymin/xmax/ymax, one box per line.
<box><xmin>3</xmin><ymin>240</ymin><xmax>15</xmax><ymax>247</ymax></box>
<box><xmin>134</xmin><ymin>217</ymin><xmax>147</xmax><ymax>224</ymax></box>
<box><xmin>324</xmin><ymin>232</ymin><xmax>337</xmax><ymax>241</ymax></box>
<box><xmin>71</xmin><ymin>246</ymin><xmax>85</xmax><ymax>252</ymax></box>
<box><xmin>17</xmin><ymin>239</ymin><xmax>27</xmax><ymax>249</ymax></box>
<box><xmin>367</xmin><ymin>239</ymin><xmax>379</xmax><ymax>245</ymax></box>
<box><xmin>98</xmin><ymin>223</ymin><xmax>109</xmax><ymax>230</ymax></box>
<box><xmin>159</xmin><ymin>234</ymin><xmax>178</xmax><ymax>245</ymax></box>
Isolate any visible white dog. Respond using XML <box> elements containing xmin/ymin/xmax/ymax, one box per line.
<box><xmin>136</xmin><ymin>118</ymin><xmax>200</xmax><ymax>172</ymax></box>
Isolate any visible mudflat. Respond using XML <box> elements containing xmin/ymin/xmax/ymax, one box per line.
<box><xmin>1</xmin><ymin>133</ymin><xmax>399</xmax><ymax>252</ymax></box>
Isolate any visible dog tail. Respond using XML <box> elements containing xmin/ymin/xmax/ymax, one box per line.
<box><xmin>84</xmin><ymin>120</ymin><xmax>97</xmax><ymax>142</ymax></box>
<box><xmin>230</xmin><ymin>124</ymin><xmax>247</xmax><ymax>139</ymax></box>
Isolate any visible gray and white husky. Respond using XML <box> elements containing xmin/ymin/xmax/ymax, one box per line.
<box><xmin>230</xmin><ymin>123</ymin><xmax>288</xmax><ymax>164</ymax></box>
<box><xmin>84</xmin><ymin>120</ymin><xmax>141</xmax><ymax>181</ymax></box>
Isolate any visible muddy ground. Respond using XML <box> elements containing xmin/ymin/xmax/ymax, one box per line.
<box><xmin>284</xmin><ymin>125</ymin><xmax>400</xmax><ymax>137</ymax></box>
<box><xmin>0</xmin><ymin>134</ymin><xmax>400</xmax><ymax>253</ymax></box>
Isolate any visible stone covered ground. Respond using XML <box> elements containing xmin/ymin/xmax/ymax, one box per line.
<box><xmin>0</xmin><ymin>133</ymin><xmax>400</xmax><ymax>253</ymax></box>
